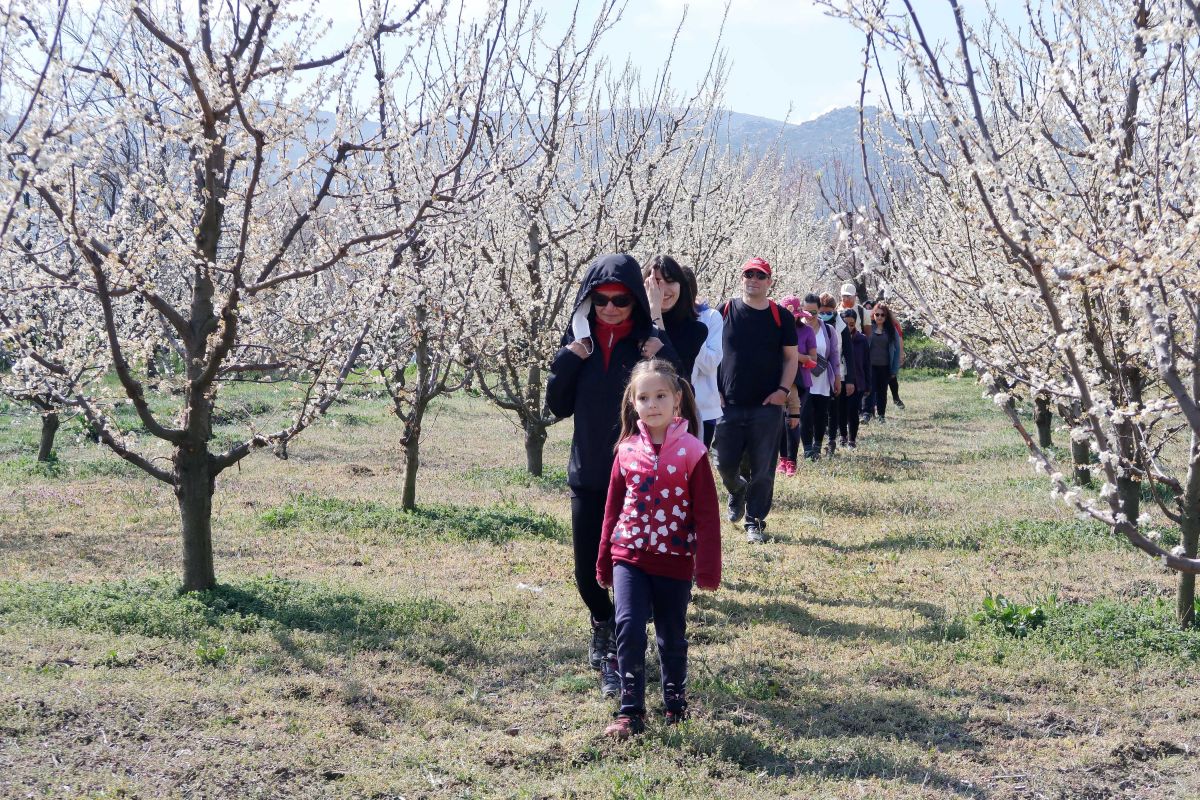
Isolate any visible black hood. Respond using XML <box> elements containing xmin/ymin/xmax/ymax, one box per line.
<box><xmin>560</xmin><ymin>253</ymin><xmax>652</xmax><ymax>346</ymax></box>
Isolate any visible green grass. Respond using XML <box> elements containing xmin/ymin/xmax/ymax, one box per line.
<box><xmin>0</xmin><ymin>453</ymin><xmax>144</xmax><ymax>480</ymax></box>
<box><xmin>260</xmin><ymin>493</ymin><xmax>567</xmax><ymax>543</ymax></box>
<box><xmin>966</xmin><ymin>596</ymin><xmax>1200</xmax><ymax>667</ymax></box>
<box><xmin>0</xmin><ymin>574</ymin><xmax>457</xmax><ymax>650</ymax></box>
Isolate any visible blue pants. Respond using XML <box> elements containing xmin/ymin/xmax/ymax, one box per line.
<box><xmin>714</xmin><ymin>404</ymin><xmax>783</xmax><ymax>523</ymax></box>
<box><xmin>612</xmin><ymin>562</ymin><xmax>691</xmax><ymax>716</ymax></box>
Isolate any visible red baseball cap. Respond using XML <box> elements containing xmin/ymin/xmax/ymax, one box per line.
<box><xmin>740</xmin><ymin>257</ymin><xmax>772</xmax><ymax>277</ymax></box>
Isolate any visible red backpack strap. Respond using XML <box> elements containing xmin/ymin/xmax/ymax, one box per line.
<box><xmin>720</xmin><ymin>300</ymin><xmax>731</xmax><ymax>319</ymax></box>
<box><xmin>769</xmin><ymin>300</ymin><xmax>781</xmax><ymax>327</ymax></box>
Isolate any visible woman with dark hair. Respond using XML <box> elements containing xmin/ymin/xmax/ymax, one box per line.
<box><xmin>547</xmin><ymin>253</ymin><xmax>682</xmax><ymax>699</ymax></box>
<box><xmin>868</xmin><ymin>302</ymin><xmax>902</xmax><ymax>423</ymax></box>
<box><xmin>644</xmin><ymin>255</ymin><xmax>708</xmax><ymax>382</ymax></box>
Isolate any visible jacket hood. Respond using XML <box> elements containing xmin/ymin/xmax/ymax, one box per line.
<box><xmin>562</xmin><ymin>253</ymin><xmax>652</xmax><ymax>347</ymax></box>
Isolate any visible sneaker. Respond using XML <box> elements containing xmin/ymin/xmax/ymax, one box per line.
<box><xmin>839</xmin><ymin>437</ymin><xmax>848</xmax><ymax>448</ymax></box>
<box><xmin>784</xmin><ymin>459</ymin><xmax>796</xmax><ymax>477</ymax></box>
<box><xmin>776</xmin><ymin>458</ymin><xmax>787</xmax><ymax>474</ymax></box>
<box><xmin>589</xmin><ymin>617</ymin><xmax>614</xmax><ymax>671</ymax></box>
<box><xmin>664</xmin><ymin>708</ymin><xmax>687</xmax><ymax>725</ymax></box>
<box><xmin>848</xmin><ymin>439</ymin><xmax>857</xmax><ymax>449</ymax></box>
<box><xmin>895</xmin><ymin>398</ymin><xmax>905</xmax><ymax>409</ymax></box>
<box><xmin>745</xmin><ymin>518</ymin><xmax>766</xmax><ymax>544</ymax></box>
<box><xmin>600</xmin><ymin>656</ymin><xmax>621</xmax><ymax>698</ymax></box>
<box><xmin>878</xmin><ymin>416</ymin><xmax>886</xmax><ymax>424</ymax></box>
<box><xmin>826</xmin><ymin>443</ymin><xmax>836</xmax><ymax>458</ymax></box>
<box><xmin>604</xmin><ymin>713</ymin><xmax>645</xmax><ymax>740</ymax></box>
<box><xmin>726</xmin><ymin>490</ymin><xmax>746</xmax><ymax>524</ymax></box>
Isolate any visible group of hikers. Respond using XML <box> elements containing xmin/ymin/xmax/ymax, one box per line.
<box><xmin>545</xmin><ymin>253</ymin><xmax>906</xmax><ymax>740</ymax></box>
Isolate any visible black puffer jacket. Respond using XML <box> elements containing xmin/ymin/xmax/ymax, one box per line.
<box><xmin>546</xmin><ymin>254</ymin><xmax>682</xmax><ymax>491</ymax></box>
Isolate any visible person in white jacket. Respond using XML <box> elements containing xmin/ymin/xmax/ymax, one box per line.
<box><xmin>682</xmin><ymin>267</ymin><xmax>723</xmax><ymax>448</ymax></box>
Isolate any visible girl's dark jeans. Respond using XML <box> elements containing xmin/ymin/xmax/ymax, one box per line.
<box><xmin>612</xmin><ymin>562</ymin><xmax>691</xmax><ymax>716</ymax></box>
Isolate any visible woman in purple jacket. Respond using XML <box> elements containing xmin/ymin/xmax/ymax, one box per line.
<box><xmin>777</xmin><ymin>296</ymin><xmax>817</xmax><ymax>474</ymax></box>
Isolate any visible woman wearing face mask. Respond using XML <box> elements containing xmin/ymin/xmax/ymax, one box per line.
<box><xmin>643</xmin><ymin>255</ymin><xmax>708</xmax><ymax>383</ymax></box>
<box><xmin>547</xmin><ymin>254</ymin><xmax>682</xmax><ymax>699</ymax></box>
<box><xmin>799</xmin><ymin>292</ymin><xmax>840</xmax><ymax>460</ymax></box>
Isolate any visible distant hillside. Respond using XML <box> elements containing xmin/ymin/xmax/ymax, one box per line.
<box><xmin>719</xmin><ymin>105</ymin><xmax>908</xmax><ymax>173</ymax></box>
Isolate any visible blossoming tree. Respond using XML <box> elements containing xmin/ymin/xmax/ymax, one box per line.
<box><xmin>823</xmin><ymin>0</ymin><xmax>1200</xmax><ymax>624</ymax></box>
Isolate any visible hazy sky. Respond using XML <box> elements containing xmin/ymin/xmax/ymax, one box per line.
<box><xmin>314</xmin><ymin>0</ymin><xmax>1000</xmax><ymax>124</ymax></box>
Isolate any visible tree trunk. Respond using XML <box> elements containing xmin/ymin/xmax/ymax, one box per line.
<box><xmin>1178</xmin><ymin>448</ymin><xmax>1200</xmax><ymax>629</ymax></box>
<box><xmin>37</xmin><ymin>411</ymin><xmax>59</xmax><ymax>462</ymax></box>
<box><xmin>175</xmin><ymin>445</ymin><xmax>216</xmax><ymax>592</ymax></box>
<box><xmin>1115</xmin><ymin>366</ymin><xmax>1142</xmax><ymax>528</ymax></box>
<box><xmin>1034</xmin><ymin>395</ymin><xmax>1052</xmax><ymax>448</ymax></box>
<box><xmin>1071</xmin><ymin>438</ymin><xmax>1091</xmax><ymax>486</ymax></box>
<box><xmin>525</xmin><ymin>419</ymin><xmax>547</xmax><ymax>477</ymax></box>
<box><xmin>401</xmin><ymin>430</ymin><xmax>420</xmax><ymax>511</ymax></box>
<box><xmin>524</xmin><ymin>364</ymin><xmax>547</xmax><ymax>477</ymax></box>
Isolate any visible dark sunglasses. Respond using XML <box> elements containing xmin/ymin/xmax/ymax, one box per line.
<box><xmin>743</xmin><ymin>270</ymin><xmax>769</xmax><ymax>280</ymax></box>
<box><xmin>591</xmin><ymin>293</ymin><xmax>634</xmax><ymax>308</ymax></box>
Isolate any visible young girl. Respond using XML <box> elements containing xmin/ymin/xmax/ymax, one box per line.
<box><xmin>596</xmin><ymin>359</ymin><xmax>722</xmax><ymax>739</ymax></box>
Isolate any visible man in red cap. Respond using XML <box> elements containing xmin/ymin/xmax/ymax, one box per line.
<box><xmin>713</xmin><ymin>257</ymin><xmax>799</xmax><ymax>543</ymax></box>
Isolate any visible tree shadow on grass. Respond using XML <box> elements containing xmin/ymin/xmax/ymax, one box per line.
<box><xmin>793</xmin><ymin>531</ymin><xmax>981</xmax><ymax>553</ymax></box>
<box><xmin>693</xmin><ymin>591</ymin><xmax>961</xmax><ymax>645</ymax></box>
<box><xmin>675</xmin><ymin>693</ymin><xmax>987</xmax><ymax>797</ymax></box>
<box><xmin>0</xmin><ymin>575</ymin><xmax>500</xmax><ymax>673</ymax></box>
<box><xmin>771</xmin><ymin>492</ymin><xmax>944</xmax><ymax>519</ymax></box>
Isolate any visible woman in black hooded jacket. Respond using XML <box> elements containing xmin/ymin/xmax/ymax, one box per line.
<box><xmin>546</xmin><ymin>253</ymin><xmax>682</xmax><ymax>697</ymax></box>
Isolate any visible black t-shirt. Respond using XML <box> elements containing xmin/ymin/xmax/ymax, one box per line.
<box><xmin>717</xmin><ymin>299</ymin><xmax>798</xmax><ymax>407</ymax></box>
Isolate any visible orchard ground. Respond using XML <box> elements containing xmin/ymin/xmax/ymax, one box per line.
<box><xmin>1</xmin><ymin>372</ymin><xmax>1198</xmax><ymax>799</ymax></box>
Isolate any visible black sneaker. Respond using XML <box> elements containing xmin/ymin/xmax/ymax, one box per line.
<box><xmin>589</xmin><ymin>617</ymin><xmax>614</xmax><ymax>671</ymax></box>
<box><xmin>664</xmin><ymin>708</ymin><xmax>687</xmax><ymax>725</ymax></box>
<box><xmin>895</xmin><ymin>398</ymin><xmax>905</xmax><ymax>409</ymax></box>
<box><xmin>600</xmin><ymin>656</ymin><xmax>621</xmax><ymax>698</ymax></box>
<box><xmin>726</xmin><ymin>490</ymin><xmax>746</xmax><ymax>524</ymax></box>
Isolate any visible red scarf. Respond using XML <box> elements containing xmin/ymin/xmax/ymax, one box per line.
<box><xmin>595</xmin><ymin>318</ymin><xmax>634</xmax><ymax>369</ymax></box>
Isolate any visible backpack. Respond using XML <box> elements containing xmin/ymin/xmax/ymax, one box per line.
<box><xmin>720</xmin><ymin>299</ymin><xmax>781</xmax><ymax>327</ymax></box>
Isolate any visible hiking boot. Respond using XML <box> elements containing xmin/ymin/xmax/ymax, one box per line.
<box><xmin>664</xmin><ymin>708</ymin><xmax>687</xmax><ymax>725</ymax></box>
<box><xmin>589</xmin><ymin>617</ymin><xmax>614</xmax><ymax>671</ymax></box>
<box><xmin>604</xmin><ymin>713</ymin><xmax>645</xmax><ymax>740</ymax></box>
<box><xmin>726</xmin><ymin>489</ymin><xmax>746</xmax><ymax>524</ymax></box>
<box><xmin>745</xmin><ymin>518</ymin><xmax>766</xmax><ymax>544</ymax></box>
<box><xmin>600</xmin><ymin>655</ymin><xmax>621</xmax><ymax>698</ymax></box>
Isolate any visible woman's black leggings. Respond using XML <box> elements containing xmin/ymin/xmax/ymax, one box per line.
<box><xmin>800</xmin><ymin>392</ymin><xmax>830</xmax><ymax>456</ymax></box>
<box><xmin>871</xmin><ymin>366</ymin><xmax>891</xmax><ymax>418</ymax></box>
<box><xmin>570</xmin><ymin>487</ymin><xmax>614</xmax><ymax>623</ymax></box>
<box><xmin>889</xmin><ymin>374</ymin><xmax>902</xmax><ymax>403</ymax></box>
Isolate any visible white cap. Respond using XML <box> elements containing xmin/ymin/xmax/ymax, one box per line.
<box><xmin>840</xmin><ymin>282</ymin><xmax>857</xmax><ymax>296</ymax></box>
